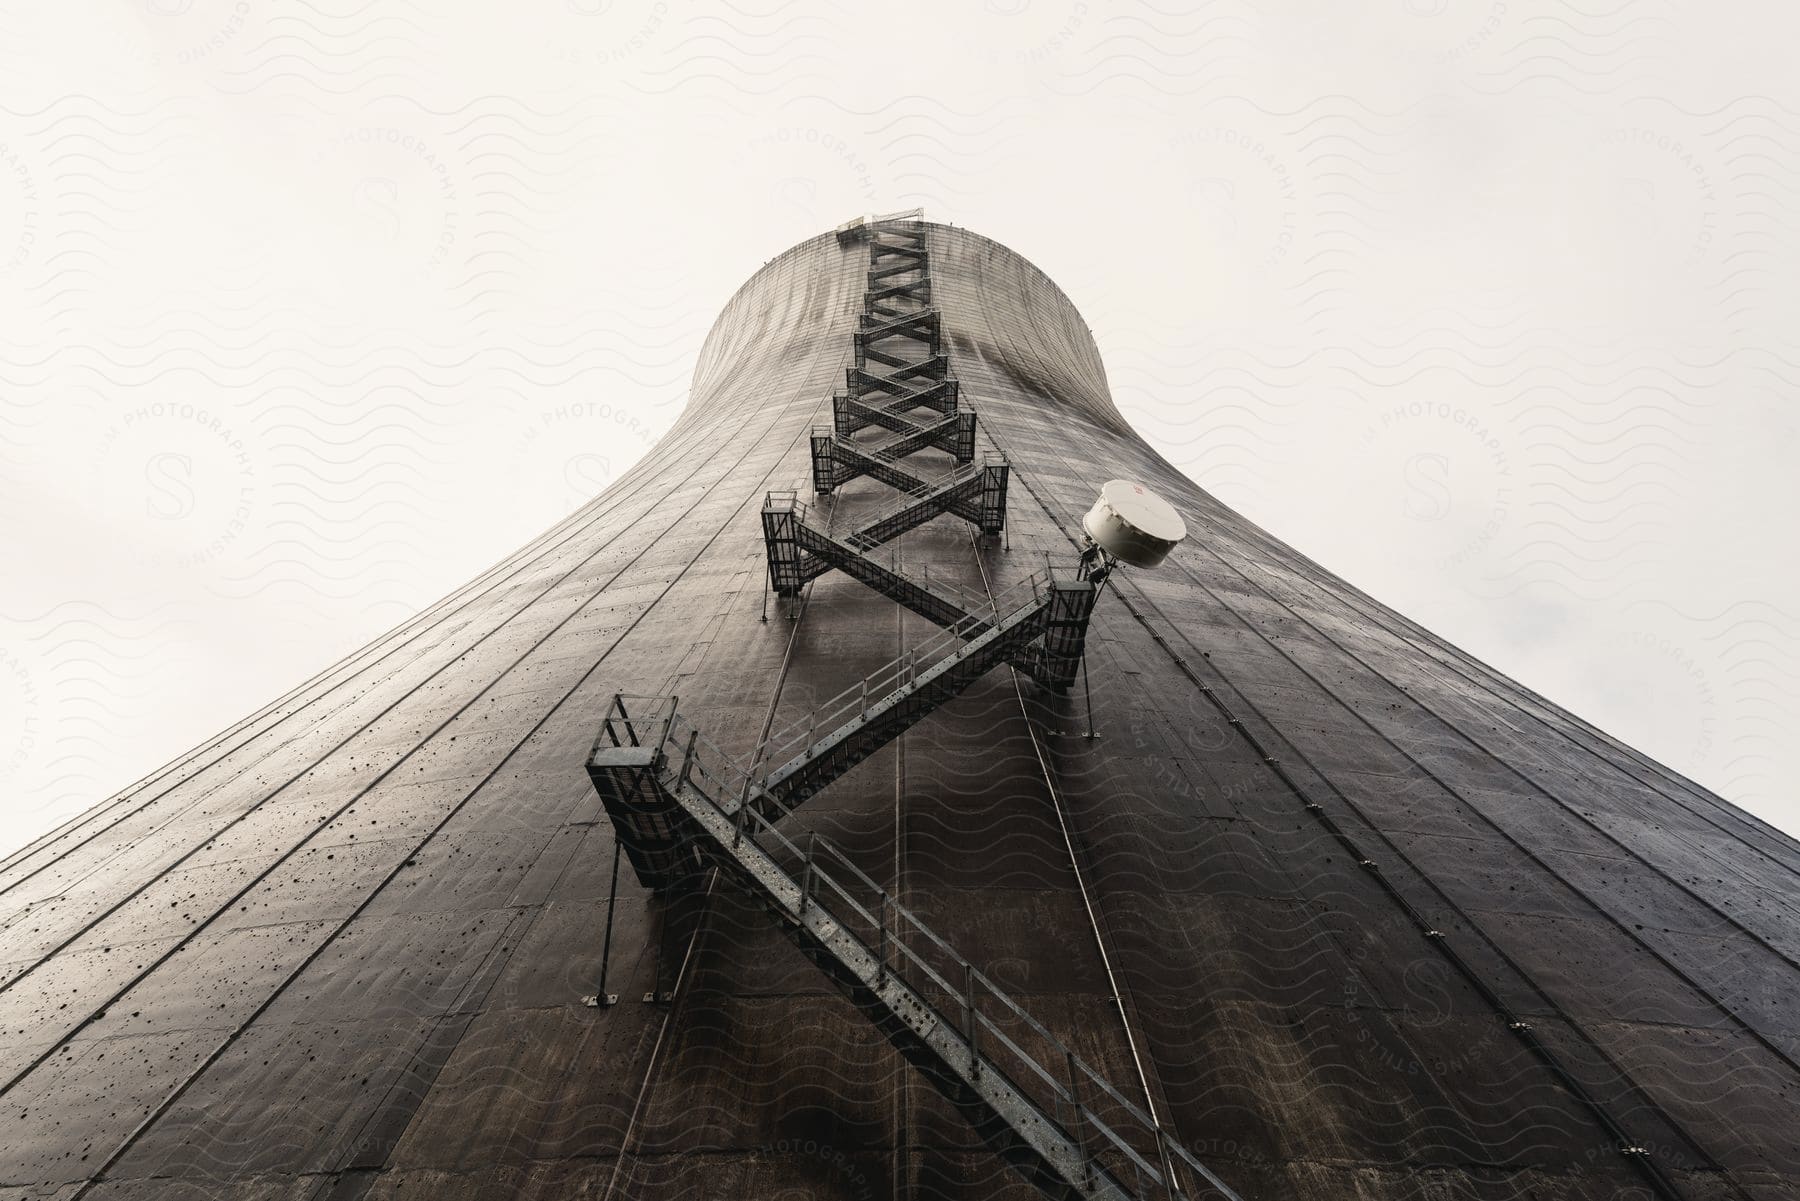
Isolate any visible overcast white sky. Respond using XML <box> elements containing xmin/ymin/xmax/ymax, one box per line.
<box><xmin>1</xmin><ymin>1</ymin><xmax>1795</xmax><ymax>856</ymax></box>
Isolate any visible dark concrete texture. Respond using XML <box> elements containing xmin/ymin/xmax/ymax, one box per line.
<box><xmin>1</xmin><ymin>223</ymin><xmax>1796</xmax><ymax>1199</ymax></box>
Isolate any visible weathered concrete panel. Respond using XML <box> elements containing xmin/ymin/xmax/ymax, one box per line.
<box><xmin>0</xmin><ymin>223</ymin><xmax>1793</xmax><ymax>1199</ymax></box>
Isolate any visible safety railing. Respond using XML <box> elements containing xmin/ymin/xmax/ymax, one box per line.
<box><xmin>772</xmin><ymin>481</ymin><xmax>989</xmax><ymax>606</ymax></box>
<box><xmin>593</xmin><ymin>695</ymin><xmax>775</xmax><ymax>832</ymax></box>
<box><xmin>644</xmin><ymin>714</ymin><xmax>1241</xmax><ymax>1201</ymax></box>
<box><xmin>626</xmin><ymin>579</ymin><xmax>1054</xmax><ymax>826</ymax></box>
<box><xmin>841</xmin><ymin>463</ymin><xmax>980</xmax><ymax>551</ymax></box>
<box><xmin>847</xmin><ymin>453</ymin><xmax>998</xmax><ymax>519</ymax></box>
<box><xmin>890</xmin><ymin>555</ymin><xmax>1001</xmax><ymax>618</ymax></box>
<box><xmin>868</xmin><ymin>206</ymin><xmax>926</xmax><ymax>227</ymax></box>
<box><xmin>756</xmin><ymin>568</ymin><xmax>1046</xmax><ymax>770</ymax></box>
<box><xmin>595</xmin><ymin>693</ymin><xmax>679</xmax><ymax>757</ymax></box>
<box><xmin>763</xmin><ymin>489</ymin><xmax>807</xmax><ymax>524</ymax></box>
<box><xmin>588</xmin><ymin>215</ymin><xmax>1245</xmax><ymax>1198</ymax></box>
<box><xmin>857</xmin><ymin>460</ymin><xmax>963</xmax><ymax>508</ymax></box>
<box><xmin>664</xmin><ymin>708</ymin><xmax>767</xmax><ymax>824</ymax></box>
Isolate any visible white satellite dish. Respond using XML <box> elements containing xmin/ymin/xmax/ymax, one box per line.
<box><xmin>1082</xmin><ymin>480</ymin><xmax>1186</xmax><ymax>569</ymax></box>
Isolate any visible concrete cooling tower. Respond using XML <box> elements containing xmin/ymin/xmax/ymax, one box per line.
<box><xmin>3</xmin><ymin>215</ymin><xmax>1797</xmax><ymax>1200</ymax></box>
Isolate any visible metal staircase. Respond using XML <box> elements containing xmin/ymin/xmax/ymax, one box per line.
<box><xmin>812</xmin><ymin>221</ymin><xmax>978</xmax><ymax>496</ymax></box>
<box><xmin>591</xmin><ymin>564</ymin><xmax>1096</xmax><ymax>893</ymax></box>
<box><xmin>585</xmin><ymin>696</ymin><xmax>1242</xmax><ymax>1201</ymax></box>
<box><xmin>584</xmin><ymin>215</ymin><xmax>1240</xmax><ymax>1199</ymax></box>
<box><xmin>759</xmin><ymin>490</ymin><xmax>1094</xmax><ymax>690</ymax></box>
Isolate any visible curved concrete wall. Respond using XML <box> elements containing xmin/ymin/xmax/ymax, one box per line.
<box><xmin>0</xmin><ymin>222</ymin><xmax>1794</xmax><ymax>1199</ymax></box>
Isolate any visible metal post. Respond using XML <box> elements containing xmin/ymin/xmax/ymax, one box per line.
<box><xmin>733</xmin><ymin>777</ymin><xmax>752</xmax><ymax>850</ymax></box>
<box><xmin>591</xmin><ymin>841</ymin><xmax>623</xmax><ymax>1007</ymax></box>
<box><xmin>676</xmin><ymin>730</ymin><xmax>698</xmax><ymax>791</ymax></box>
<box><xmin>1081</xmin><ymin>653</ymin><xmax>1097</xmax><ymax>741</ymax></box>
<box><xmin>1155</xmin><ymin>1124</ymin><xmax>1180</xmax><ymax>1201</ymax></box>
<box><xmin>963</xmin><ymin>962</ymin><xmax>980</xmax><ymax>1078</ymax></box>
<box><xmin>877</xmin><ymin>893</ymin><xmax>889</xmax><ymax>985</ymax></box>
<box><xmin>1066</xmin><ymin>1051</ymin><xmax>1091</xmax><ymax>1184</ymax></box>
<box><xmin>656</xmin><ymin>697</ymin><xmax>677</xmax><ymax>764</ymax></box>
<box><xmin>860</xmin><ymin>676</ymin><xmax>868</xmax><ymax>719</ymax></box>
<box><xmin>799</xmin><ymin>832</ymin><xmax>817</xmax><ymax>915</ymax></box>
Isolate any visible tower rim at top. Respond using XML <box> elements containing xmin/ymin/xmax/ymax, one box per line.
<box><xmin>681</xmin><ymin>213</ymin><xmax>1122</xmax><ymax>433</ymax></box>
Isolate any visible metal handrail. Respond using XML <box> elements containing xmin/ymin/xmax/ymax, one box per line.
<box><xmin>867</xmin><ymin>407</ymin><xmax>959</xmax><ymax>452</ymax></box>
<box><xmin>755</xmin><ymin>570</ymin><xmax>1042</xmax><ymax>768</ymax></box>
<box><xmin>837</xmin><ymin>458</ymin><xmax>999</xmax><ymax>552</ymax></box>
<box><xmin>596</xmin><ymin>694</ymin><xmax>678</xmax><ymax>756</ymax></box>
<box><xmin>605</xmin><ymin>221</ymin><xmax>1236</xmax><ymax>1196</ymax></box>
<box><xmin>643</xmin><ymin>729</ymin><xmax>1237</xmax><ymax>1201</ymax></box>
<box><xmin>868</xmin><ymin>206</ymin><xmax>926</xmax><ymax>226</ymax></box>
<box><xmin>763</xmin><ymin>489</ymin><xmax>807</xmax><ymax>523</ymax></box>
<box><xmin>616</xmin><ymin>686</ymin><xmax>1232</xmax><ymax>1198</ymax></box>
